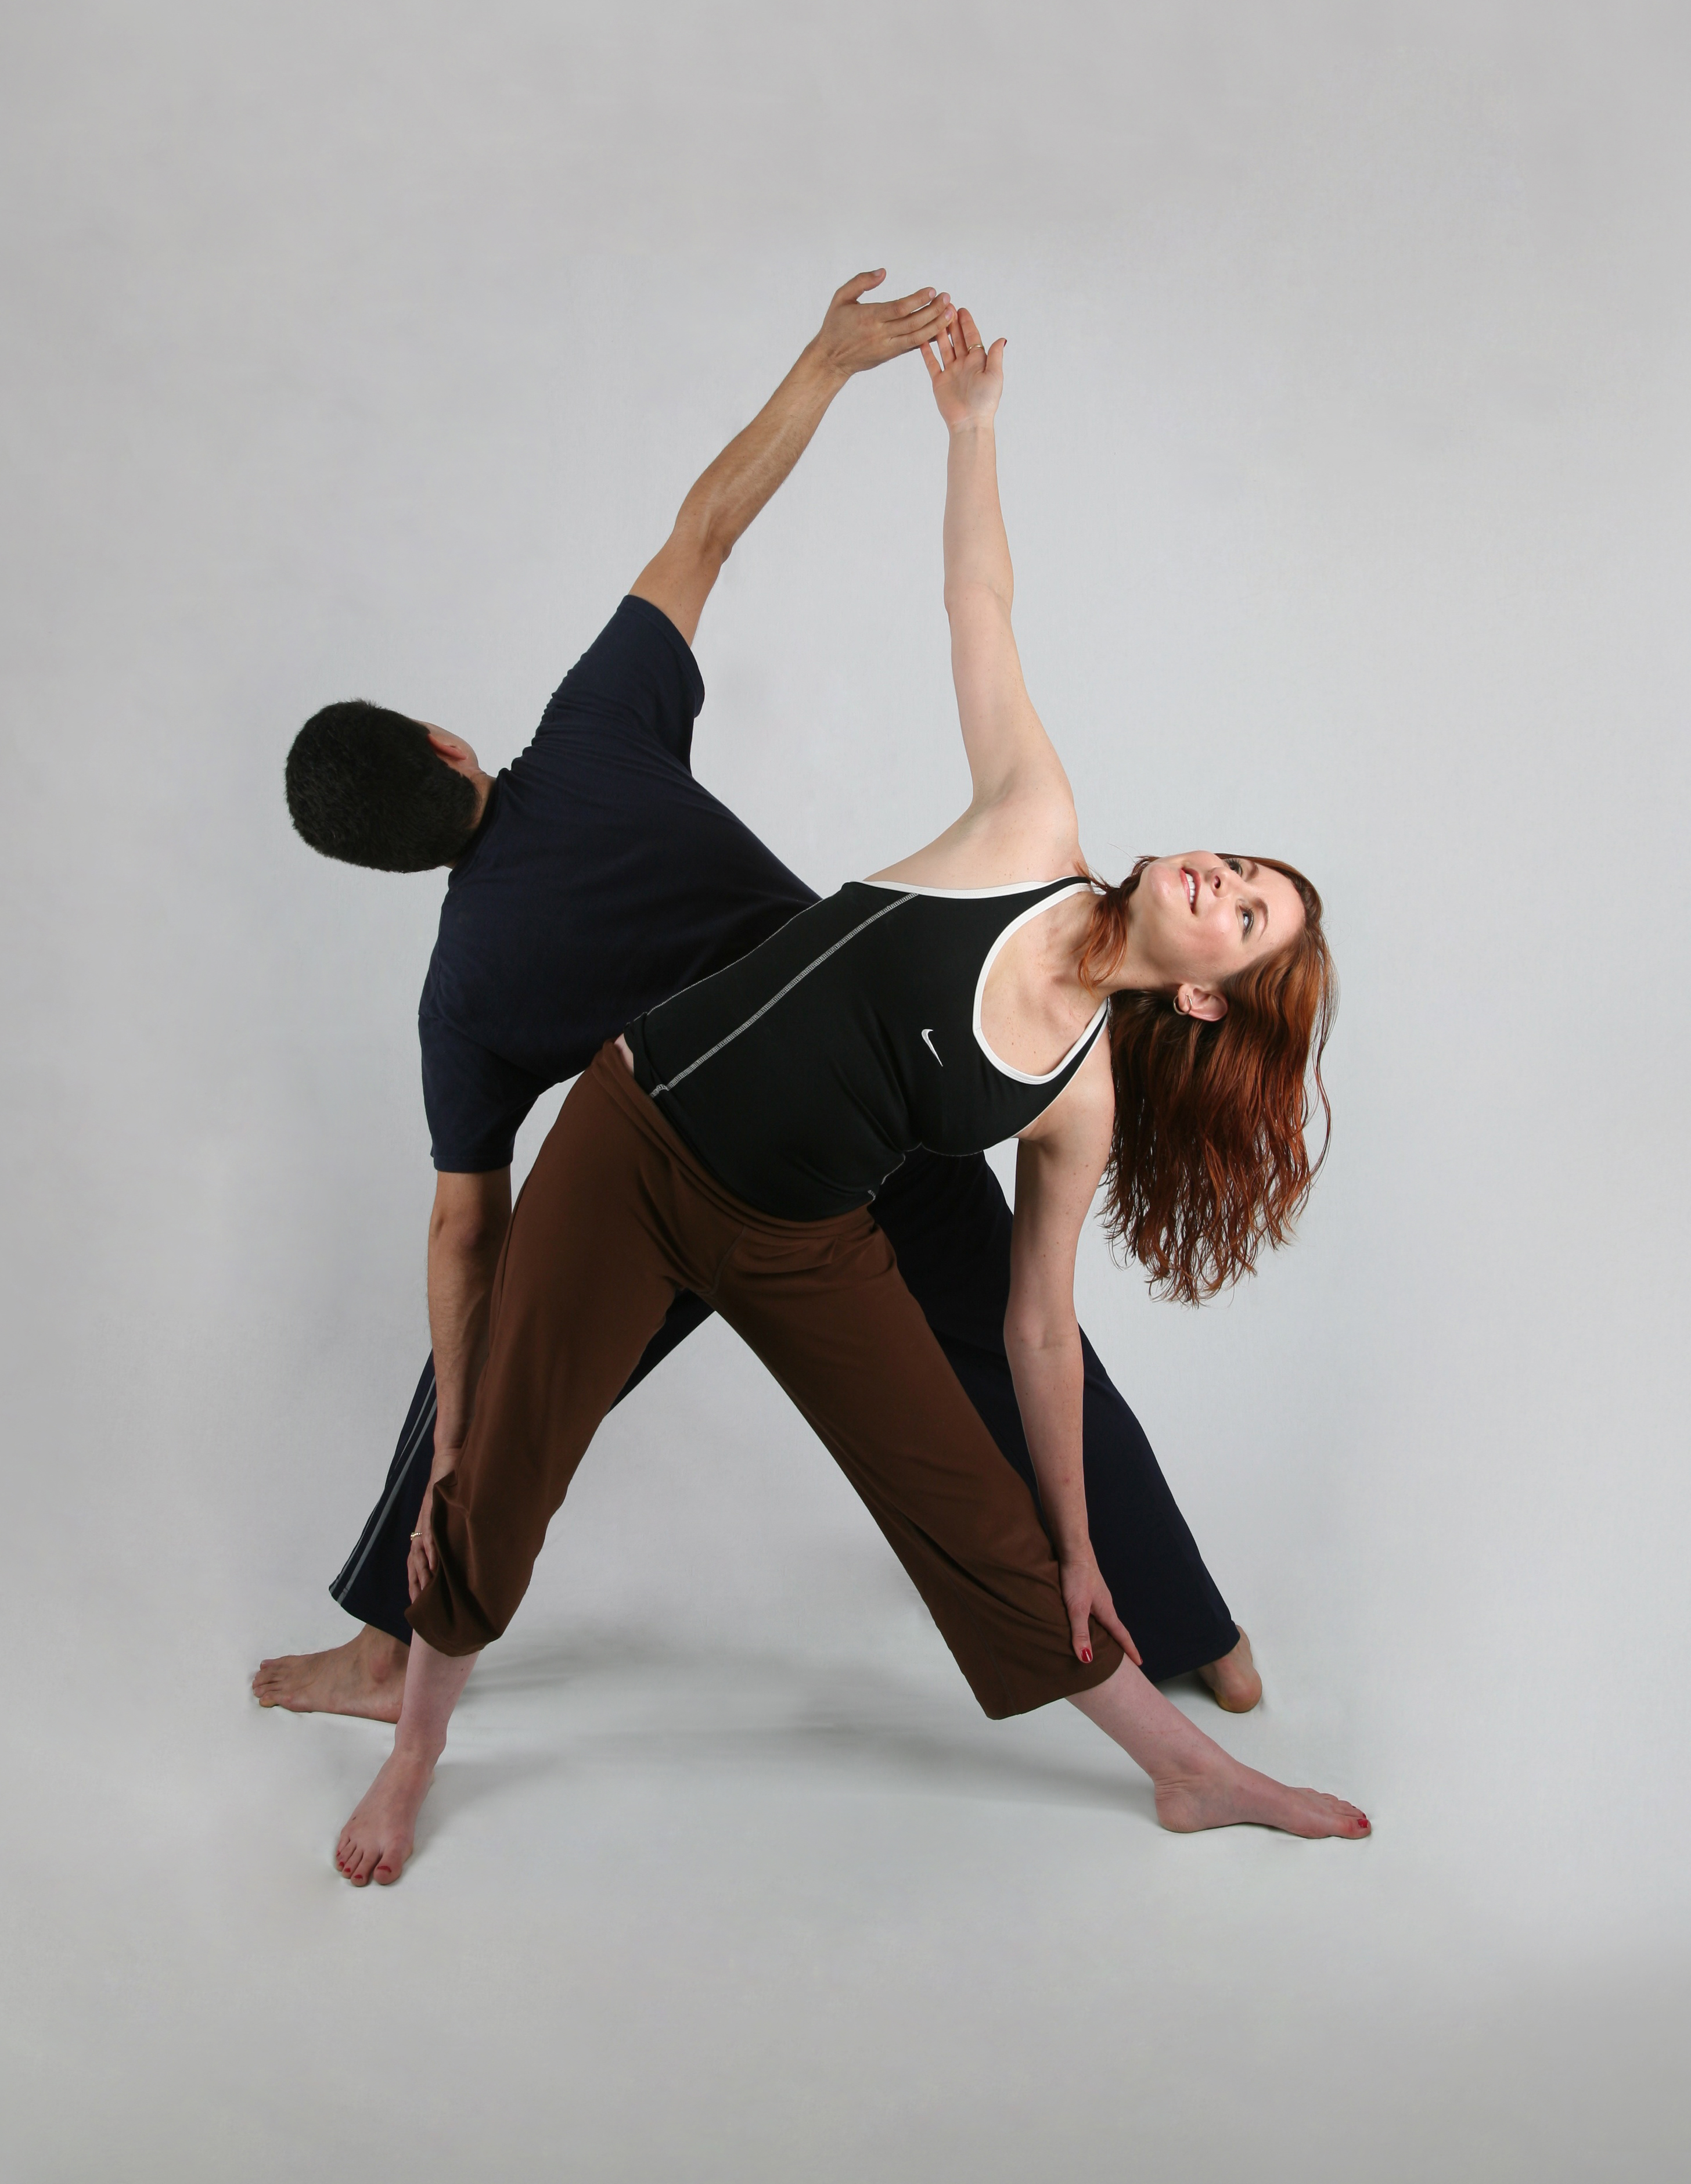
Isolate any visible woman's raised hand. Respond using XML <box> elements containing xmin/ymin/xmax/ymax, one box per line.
<box><xmin>922</xmin><ymin>305</ymin><xmax>1006</xmax><ymax>432</ymax></box>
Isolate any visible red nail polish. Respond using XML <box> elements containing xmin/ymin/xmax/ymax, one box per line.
<box><xmin>1081</xmin><ymin>1647</ymin><xmax>1092</xmax><ymax>1664</ymax></box>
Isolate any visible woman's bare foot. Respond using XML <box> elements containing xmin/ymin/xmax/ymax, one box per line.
<box><xmin>335</xmin><ymin>1751</ymin><xmax>436</xmax><ymax>1885</ymax></box>
<box><xmin>1154</xmin><ymin>1750</ymin><xmax>1369</xmax><ymax>1838</ymax></box>
<box><xmin>252</xmin><ymin>1625</ymin><xmax>409</xmax><ymax>1722</ymax></box>
<box><xmin>1196</xmin><ymin>1627</ymin><xmax>1262</xmax><ymax>1714</ymax></box>
<box><xmin>1069</xmin><ymin>1657</ymin><xmax>1366</xmax><ymax>1840</ymax></box>
<box><xmin>333</xmin><ymin>1635</ymin><xmax>477</xmax><ymax>1886</ymax></box>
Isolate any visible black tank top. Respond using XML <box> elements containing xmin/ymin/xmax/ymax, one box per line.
<box><xmin>625</xmin><ymin>877</ymin><xmax>1109</xmax><ymax>1221</ymax></box>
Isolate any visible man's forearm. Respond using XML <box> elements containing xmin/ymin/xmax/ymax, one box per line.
<box><xmin>630</xmin><ymin>347</ymin><xmax>844</xmax><ymax>644</ymax></box>
<box><xmin>427</xmin><ymin>1226</ymin><xmax>508</xmax><ymax>1459</ymax></box>
<box><xmin>631</xmin><ymin>274</ymin><xmax>951</xmax><ymax>645</ymax></box>
<box><xmin>673</xmin><ymin>344</ymin><xmax>848</xmax><ymax>569</ymax></box>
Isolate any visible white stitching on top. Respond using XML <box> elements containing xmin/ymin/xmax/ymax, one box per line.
<box><xmin>649</xmin><ymin>892</ymin><xmax>917</xmax><ymax>1095</ymax></box>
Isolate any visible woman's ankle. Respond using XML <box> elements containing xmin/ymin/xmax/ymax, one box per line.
<box><xmin>388</xmin><ymin>1736</ymin><xmax>444</xmax><ymax>1773</ymax></box>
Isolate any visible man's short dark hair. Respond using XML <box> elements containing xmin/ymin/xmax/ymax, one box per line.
<box><xmin>285</xmin><ymin>701</ymin><xmax>480</xmax><ymax>871</ymax></box>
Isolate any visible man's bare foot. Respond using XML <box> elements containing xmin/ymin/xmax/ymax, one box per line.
<box><xmin>1196</xmin><ymin>1627</ymin><xmax>1262</xmax><ymax>1714</ymax></box>
<box><xmin>252</xmin><ymin>1625</ymin><xmax>409</xmax><ymax>1722</ymax></box>
<box><xmin>1154</xmin><ymin>1749</ymin><xmax>1369</xmax><ymax>1838</ymax></box>
<box><xmin>335</xmin><ymin>1750</ymin><xmax>435</xmax><ymax>1885</ymax></box>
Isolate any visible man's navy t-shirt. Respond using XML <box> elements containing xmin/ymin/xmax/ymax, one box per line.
<box><xmin>419</xmin><ymin>596</ymin><xmax>815</xmax><ymax>1172</ymax></box>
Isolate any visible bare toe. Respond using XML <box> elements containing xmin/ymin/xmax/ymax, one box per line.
<box><xmin>333</xmin><ymin>1752</ymin><xmax>431</xmax><ymax>1886</ymax></box>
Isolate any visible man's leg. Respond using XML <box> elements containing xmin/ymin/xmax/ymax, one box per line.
<box><xmin>872</xmin><ymin>1151</ymin><xmax>1258</xmax><ymax>1701</ymax></box>
<box><xmin>253</xmin><ymin>1290</ymin><xmax>715</xmax><ymax>1716</ymax></box>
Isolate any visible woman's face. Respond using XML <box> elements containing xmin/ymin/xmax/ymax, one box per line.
<box><xmin>1127</xmin><ymin>854</ymin><xmax>1307</xmax><ymax>1011</ymax></box>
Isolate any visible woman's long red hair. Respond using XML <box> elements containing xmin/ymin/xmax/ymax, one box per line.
<box><xmin>1078</xmin><ymin>857</ymin><xmax>1336</xmax><ymax>1304</ymax></box>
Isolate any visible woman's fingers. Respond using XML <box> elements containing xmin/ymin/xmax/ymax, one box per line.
<box><xmin>1091</xmin><ymin>1583</ymin><xmax>1140</xmax><ymax>1665</ymax></box>
<box><xmin>1109</xmin><ymin>1611</ymin><xmax>1142</xmax><ymax>1668</ymax></box>
<box><xmin>1064</xmin><ymin>1586</ymin><xmax>1096</xmax><ymax>1665</ymax></box>
<box><xmin>957</xmin><ymin>306</ymin><xmax>999</xmax><ymax>369</ymax></box>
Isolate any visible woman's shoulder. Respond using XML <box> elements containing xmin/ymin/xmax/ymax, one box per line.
<box><xmin>865</xmin><ymin>804</ymin><xmax>1084</xmax><ymax>892</ymax></box>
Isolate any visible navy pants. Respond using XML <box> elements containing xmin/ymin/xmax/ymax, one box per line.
<box><xmin>330</xmin><ymin>1147</ymin><xmax>1238</xmax><ymax>1684</ymax></box>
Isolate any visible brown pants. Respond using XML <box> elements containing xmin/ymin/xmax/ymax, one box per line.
<box><xmin>407</xmin><ymin>1044</ymin><xmax>1123</xmax><ymax>1718</ymax></box>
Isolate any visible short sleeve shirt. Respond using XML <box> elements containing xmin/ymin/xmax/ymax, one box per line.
<box><xmin>418</xmin><ymin>596</ymin><xmax>816</xmax><ymax>1170</ymax></box>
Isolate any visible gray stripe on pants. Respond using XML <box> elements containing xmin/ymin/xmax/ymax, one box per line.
<box><xmin>330</xmin><ymin>1385</ymin><xmax>438</xmax><ymax>1603</ymax></box>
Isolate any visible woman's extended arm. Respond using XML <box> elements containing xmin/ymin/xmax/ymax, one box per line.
<box><xmin>1006</xmin><ymin>1043</ymin><xmax>1140</xmax><ymax>1667</ymax></box>
<box><xmin>923</xmin><ymin>311</ymin><xmax>1074</xmax><ymax>821</ymax></box>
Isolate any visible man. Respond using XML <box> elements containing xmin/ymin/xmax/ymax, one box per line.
<box><xmin>254</xmin><ymin>272</ymin><xmax>1261</xmax><ymax>1729</ymax></box>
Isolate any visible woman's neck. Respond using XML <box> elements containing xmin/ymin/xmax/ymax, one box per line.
<box><xmin>1070</xmin><ymin>886</ymin><xmax>1164</xmax><ymax>1002</ymax></box>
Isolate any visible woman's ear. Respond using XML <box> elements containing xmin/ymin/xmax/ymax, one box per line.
<box><xmin>1175</xmin><ymin>983</ymin><xmax>1228</xmax><ymax>1023</ymax></box>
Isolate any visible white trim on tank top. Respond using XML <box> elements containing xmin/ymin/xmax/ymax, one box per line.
<box><xmin>970</xmin><ymin>881</ymin><xmax>1109</xmax><ymax>1086</ymax></box>
<box><xmin>859</xmin><ymin>875</ymin><xmax>1075</xmax><ymax>900</ymax></box>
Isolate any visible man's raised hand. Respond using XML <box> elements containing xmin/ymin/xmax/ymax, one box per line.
<box><xmin>811</xmin><ymin>271</ymin><xmax>955</xmax><ymax>379</ymax></box>
<box><xmin>631</xmin><ymin>271</ymin><xmax>949</xmax><ymax>645</ymax></box>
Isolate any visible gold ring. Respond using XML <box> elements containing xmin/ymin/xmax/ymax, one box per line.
<box><xmin>410</xmin><ymin>1531</ymin><xmax>425</xmax><ymax>1542</ymax></box>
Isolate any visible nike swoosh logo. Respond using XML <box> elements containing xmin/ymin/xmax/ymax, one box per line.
<box><xmin>921</xmin><ymin>1028</ymin><xmax>943</xmax><ymax>1066</ymax></box>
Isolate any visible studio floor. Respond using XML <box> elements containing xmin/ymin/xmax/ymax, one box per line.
<box><xmin>9</xmin><ymin>1321</ymin><xmax>1690</xmax><ymax>2182</ymax></box>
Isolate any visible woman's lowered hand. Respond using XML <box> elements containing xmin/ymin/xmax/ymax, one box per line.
<box><xmin>1059</xmin><ymin>1546</ymin><xmax>1141</xmax><ymax>1670</ymax></box>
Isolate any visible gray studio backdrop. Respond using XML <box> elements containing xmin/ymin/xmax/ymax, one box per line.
<box><xmin>4</xmin><ymin>4</ymin><xmax>1689</xmax><ymax>2180</ymax></box>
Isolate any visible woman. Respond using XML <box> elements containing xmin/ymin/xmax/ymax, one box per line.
<box><xmin>336</xmin><ymin>307</ymin><xmax>1366</xmax><ymax>1885</ymax></box>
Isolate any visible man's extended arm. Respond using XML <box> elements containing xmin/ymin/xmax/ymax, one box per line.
<box><xmin>630</xmin><ymin>271</ymin><xmax>953</xmax><ymax>645</ymax></box>
<box><xmin>407</xmin><ymin>1168</ymin><xmax>512</xmax><ymax>1600</ymax></box>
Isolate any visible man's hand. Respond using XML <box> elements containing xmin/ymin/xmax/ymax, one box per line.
<box><xmin>406</xmin><ymin>1452</ymin><xmax>459</xmax><ymax>1602</ymax></box>
<box><xmin>632</xmin><ymin>268</ymin><xmax>954</xmax><ymax>646</ymax></box>
<box><xmin>809</xmin><ymin>270</ymin><xmax>955</xmax><ymax>380</ymax></box>
<box><xmin>922</xmin><ymin>304</ymin><xmax>1006</xmax><ymax>433</ymax></box>
<box><xmin>1059</xmin><ymin>1547</ymin><xmax>1141</xmax><ymax>1670</ymax></box>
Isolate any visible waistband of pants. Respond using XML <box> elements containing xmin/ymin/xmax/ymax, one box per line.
<box><xmin>587</xmin><ymin>1041</ymin><xmax>877</xmax><ymax>1245</ymax></box>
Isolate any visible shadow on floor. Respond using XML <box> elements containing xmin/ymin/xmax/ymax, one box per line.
<box><xmin>447</xmin><ymin>1624</ymin><xmax>1157</xmax><ymax>1820</ymax></box>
